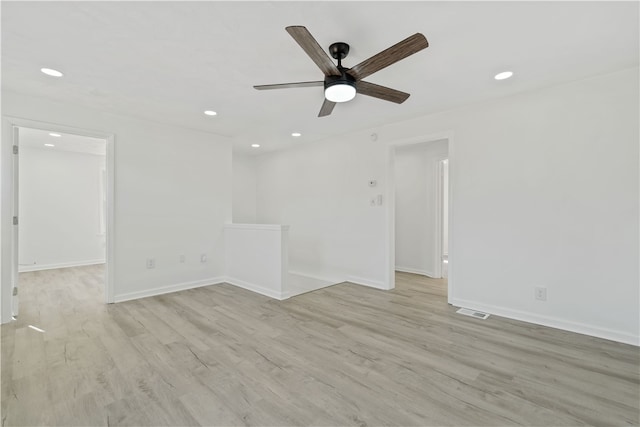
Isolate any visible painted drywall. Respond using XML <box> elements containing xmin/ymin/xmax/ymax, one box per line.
<box><xmin>224</xmin><ymin>224</ymin><xmax>288</xmax><ymax>300</ymax></box>
<box><xmin>232</xmin><ymin>154</ymin><xmax>257</xmax><ymax>223</ymax></box>
<box><xmin>255</xmin><ymin>137</ymin><xmax>389</xmax><ymax>289</ymax></box>
<box><xmin>254</xmin><ymin>67</ymin><xmax>639</xmax><ymax>344</ymax></box>
<box><xmin>18</xmin><ymin>146</ymin><xmax>105</xmax><ymax>271</ymax></box>
<box><xmin>394</xmin><ymin>140</ymin><xmax>448</xmax><ymax>277</ymax></box>
<box><xmin>1</xmin><ymin>91</ymin><xmax>232</xmax><ymax>319</ymax></box>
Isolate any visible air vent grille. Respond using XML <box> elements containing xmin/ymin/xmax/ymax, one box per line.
<box><xmin>456</xmin><ymin>307</ymin><xmax>490</xmax><ymax>320</ymax></box>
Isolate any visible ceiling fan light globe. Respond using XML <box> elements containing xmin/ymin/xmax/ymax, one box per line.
<box><xmin>325</xmin><ymin>83</ymin><xmax>356</xmax><ymax>103</ymax></box>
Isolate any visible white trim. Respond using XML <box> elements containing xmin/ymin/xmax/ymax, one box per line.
<box><xmin>224</xmin><ymin>276</ymin><xmax>290</xmax><ymax>300</ymax></box>
<box><xmin>224</xmin><ymin>223</ymin><xmax>289</xmax><ymax>231</ymax></box>
<box><xmin>105</xmin><ymin>134</ymin><xmax>115</xmax><ymax>303</ymax></box>
<box><xmin>433</xmin><ymin>156</ymin><xmax>443</xmax><ymax>280</ymax></box>
<box><xmin>450</xmin><ymin>297</ymin><xmax>640</xmax><ymax>347</ymax></box>
<box><xmin>19</xmin><ymin>259</ymin><xmax>105</xmax><ymax>273</ymax></box>
<box><xmin>114</xmin><ymin>277</ymin><xmax>225</xmax><ymax>303</ymax></box>
<box><xmin>395</xmin><ymin>266</ymin><xmax>436</xmax><ymax>278</ymax></box>
<box><xmin>446</xmin><ymin>136</ymin><xmax>455</xmax><ymax>304</ymax></box>
<box><xmin>5</xmin><ymin>116</ymin><xmax>113</xmax><ymax>139</ymax></box>
<box><xmin>287</xmin><ymin>271</ymin><xmax>342</xmax><ymax>297</ymax></box>
<box><xmin>287</xmin><ymin>270</ymin><xmax>343</xmax><ymax>285</ymax></box>
<box><xmin>1</xmin><ymin>119</ymin><xmax>13</xmax><ymax>322</ymax></box>
<box><xmin>11</xmin><ymin>126</ymin><xmax>20</xmax><ymax>318</ymax></box>
<box><xmin>433</xmin><ymin>157</ymin><xmax>449</xmax><ymax>279</ymax></box>
<box><xmin>346</xmin><ymin>275</ymin><xmax>389</xmax><ymax>290</ymax></box>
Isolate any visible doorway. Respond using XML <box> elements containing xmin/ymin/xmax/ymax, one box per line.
<box><xmin>389</xmin><ymin>137</ymin><xmax>451</xmax><ymax>298</ymax></box>
<box><xmin>5</xmin><ymin>118</ymin><xmax>115</xmax><ymax>320</ymax></box>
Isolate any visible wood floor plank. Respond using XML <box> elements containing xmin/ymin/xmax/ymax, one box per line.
<box><xmin>1</xmin><ymin>265</ymin><xmax>638</xmax><ymax>426</ymax></box>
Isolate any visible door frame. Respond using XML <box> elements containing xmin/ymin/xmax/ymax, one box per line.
<box><xmin>436</xmin><ymin>158</ymin><xmax>449</xmax><ymax>278</ymax></box>
<box><xmin>11</xmin><ymin>126</ymin><xmax>19</xmax><ymax>316</ymax></box>
<box><xmin>1</xmin><ymin>116</ymin><xmax>115</xmax><ymax>322</ymax></box>
<box><xmin>386</xmin><ymin>131</ymin><xmax>454</xmax><ymax>302</ymax></box>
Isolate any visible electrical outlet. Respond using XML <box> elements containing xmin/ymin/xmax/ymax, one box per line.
<box><xmin>535</xmin><ymin>286</ymin><xmax>547</xmax><ymax>301</ymax></box>
<box><xmin>200</xmin><ymin>254</ymin><xmax>207</xmax><ymax>263</ymax></box>
<box><xmin>146</xmin><ymin>258</ymin><xmax>156</xmax><ymax>269</ymax></box>
<box><xmin>179</xmin><ymin>254</ymin><xmax>185</xmax><ymax>263</ymax></box>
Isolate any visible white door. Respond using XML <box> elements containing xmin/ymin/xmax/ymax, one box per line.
<box><xmin>11</xmin><ymin>126</ymin><xmax>20</xmax><ymax>317</ymax></box>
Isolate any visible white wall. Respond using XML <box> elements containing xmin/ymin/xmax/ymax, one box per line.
<box><xmin>18</xmin><ymin>146</ymin><xmax>105</xmax><ymax>270</ymax></box>
<box><xmin>394</xmin><ymin>140</ymin><xmax>448</xmax><ymax>277</ymax></box>
<box><xmin>232</xmin><ymin>154</ymin><xmax>257</xmax><ymax>223</ymax></box>
<box><xmin>256</xmin><ymin>138</ymin><xmax>389</xmax><ymax>289</ymax></box>
<box><xmin>2</xmin><ymin>91</ymin><xmax>233</xmax><ymax>317</ymax></box>
<box><xmin>254</xmin><ymin>67</ymin><xmax>639</xmax><ymax>345</ymax></box>
<box><xmin>224</xmin><ymin>224</ymin><xmax>288</xmax><ymax>300</ymax></box>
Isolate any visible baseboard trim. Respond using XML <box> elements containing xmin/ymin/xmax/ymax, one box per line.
<box><xmin>114</xmin><ymin>277</ymin><xmax>225</xmax><ymax>303</ymax></box>
<box><xmin>288</xmin><ymin>270</ymin><xmax>343</xmax><ymax>285</ymax></box>
<box><xmin>223</xmin><ymin>276</ymin><xmax>289</xmax><ymax>300</ymax></box>
<box><xmin>395</xmin><ymin>266</ymin><xmax>436</xmax><ymax>278</ymax></box>
<box><xmin>287</xmin><ymin>271</ymin><xmax>342</xmax><ymax>297</ymax></box>
<box><xmin>345</xmin><ymin>275</ymin><xmax>390</xmax><ymax>290</ymax></box>
<box><xmin>19</xmin><ymin>259</ymin><xmax>105</xmax><ymax>273</ymax></box>
<box><xmin>450</xmin><ymin>297</ymin><xmax>640</xmax><ymax>347</ymax></box>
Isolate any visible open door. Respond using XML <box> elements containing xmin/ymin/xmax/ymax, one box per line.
<box><xmin>11</xmin><ymin>126</ymin><xmax>19</xmax><ymax>317</ymax></box>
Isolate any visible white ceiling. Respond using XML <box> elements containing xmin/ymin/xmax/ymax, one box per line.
<box><xmin>19</xmin><ymin>127</ymin><xmax>106</xmax><ymax>156</ymax></box>
<box><xmin>2</xmin><ymin>2</ymin><xmax>638</xmax><ymax>154</ymax></box>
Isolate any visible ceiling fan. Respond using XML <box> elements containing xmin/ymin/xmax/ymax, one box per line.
<box><xmin>254</xmin><ymin>26</ymin><xmax>429</xmax><ymax>117</ymax></box>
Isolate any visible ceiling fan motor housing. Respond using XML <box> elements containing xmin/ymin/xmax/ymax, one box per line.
<box><xmin>324</xmin><ymin>71</ymin><xmax>356</xmax><ymax>89</ymax></box>
<box><xmin>324</xmin><ymin>71</ymin><xmax>357</xmax><ymax>102</ymax></box>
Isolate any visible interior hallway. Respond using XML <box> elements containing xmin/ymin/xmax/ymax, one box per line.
<box><xmin>1</xmin><ymin>266</ymin><xmax>638</xmax><ymax>426</ymax></box>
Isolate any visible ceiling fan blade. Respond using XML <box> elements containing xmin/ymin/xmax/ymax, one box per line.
<box><xmin>318</xmin><ymin>98</ymin><xmax>336</xmax><ymax>117</ymax></box>
<box><xmin>286</xmin><ymin>26</ymin><xmax>341</xmax><ymax>76</ymax></box>
<box><xmin>254</xmin><ymin>81</ymin><xmax>323</xmax><ymax>90</ymax></box>
<box><xmin>357</xmin><ymin>81</ymin><xmax>410</xmax><ymax>104</ymax></box>
<box><xmin>347</xmin><ymin>33</ymin><xmax>429</xmax><ymax>81</ymax></box>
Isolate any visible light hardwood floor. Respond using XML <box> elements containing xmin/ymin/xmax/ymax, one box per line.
<box><xmin>1</xmin><ymin>265</ymin><xmax>638</xmax><ymax>426</ymax></box>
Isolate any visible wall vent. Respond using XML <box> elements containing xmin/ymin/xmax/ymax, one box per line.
<box><xmin>456</xmin><ymin>307</ymin><xmax>490</xmax><ymax>320</ymax></box>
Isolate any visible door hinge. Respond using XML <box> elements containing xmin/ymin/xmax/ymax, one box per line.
<box><xmin>13</xmin><ymin>287</ymin><xmax>18</xmax><ymax>296</ymax></box>
<box><xmin>13</xmin><ymin>145</ymin><xmax>18</xmax><ymax>155</ymax></box>
<box><xmin>13</xmin><ymin>216</ymin><xmax>18</xmax><ymax>225</ymax></box>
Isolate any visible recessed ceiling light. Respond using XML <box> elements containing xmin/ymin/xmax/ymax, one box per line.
<box><xmin>291</xmin><ymin>132</ymin><xmax>302</xmax><ymax>137</ymax></box>
<box><xmin>44</xmin><ymin>143</ymin><xmax>55</xmax><ymax>147</ymax></box>
<box><xmin>251</xmin><ymin>144</ymin><xmax>260</xmax><ymax>148</ymax></box>
<box><xmin>49</xmin><ymin>133</ymin><xmax>61</xmax><ymax>137</ymax></box>
<box><xmin>204</xmin><ymin>110</ymin><xmax>217</xmax><ymax>116</ymax></box>
<box><xmin>494</xmin><ymin>71</ymin><xmax>513</xmax><ymax>80</ymax></box>
<box><xmin>41</xmin><ymin>68</ymin><xmax>63</xmax><ymax>77</ymax></box>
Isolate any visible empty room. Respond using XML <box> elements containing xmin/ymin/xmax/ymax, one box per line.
<box><xmin>0</xmin><ymin>1</ymin><xmax>638</xmax><ymax>426</ymax></box>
